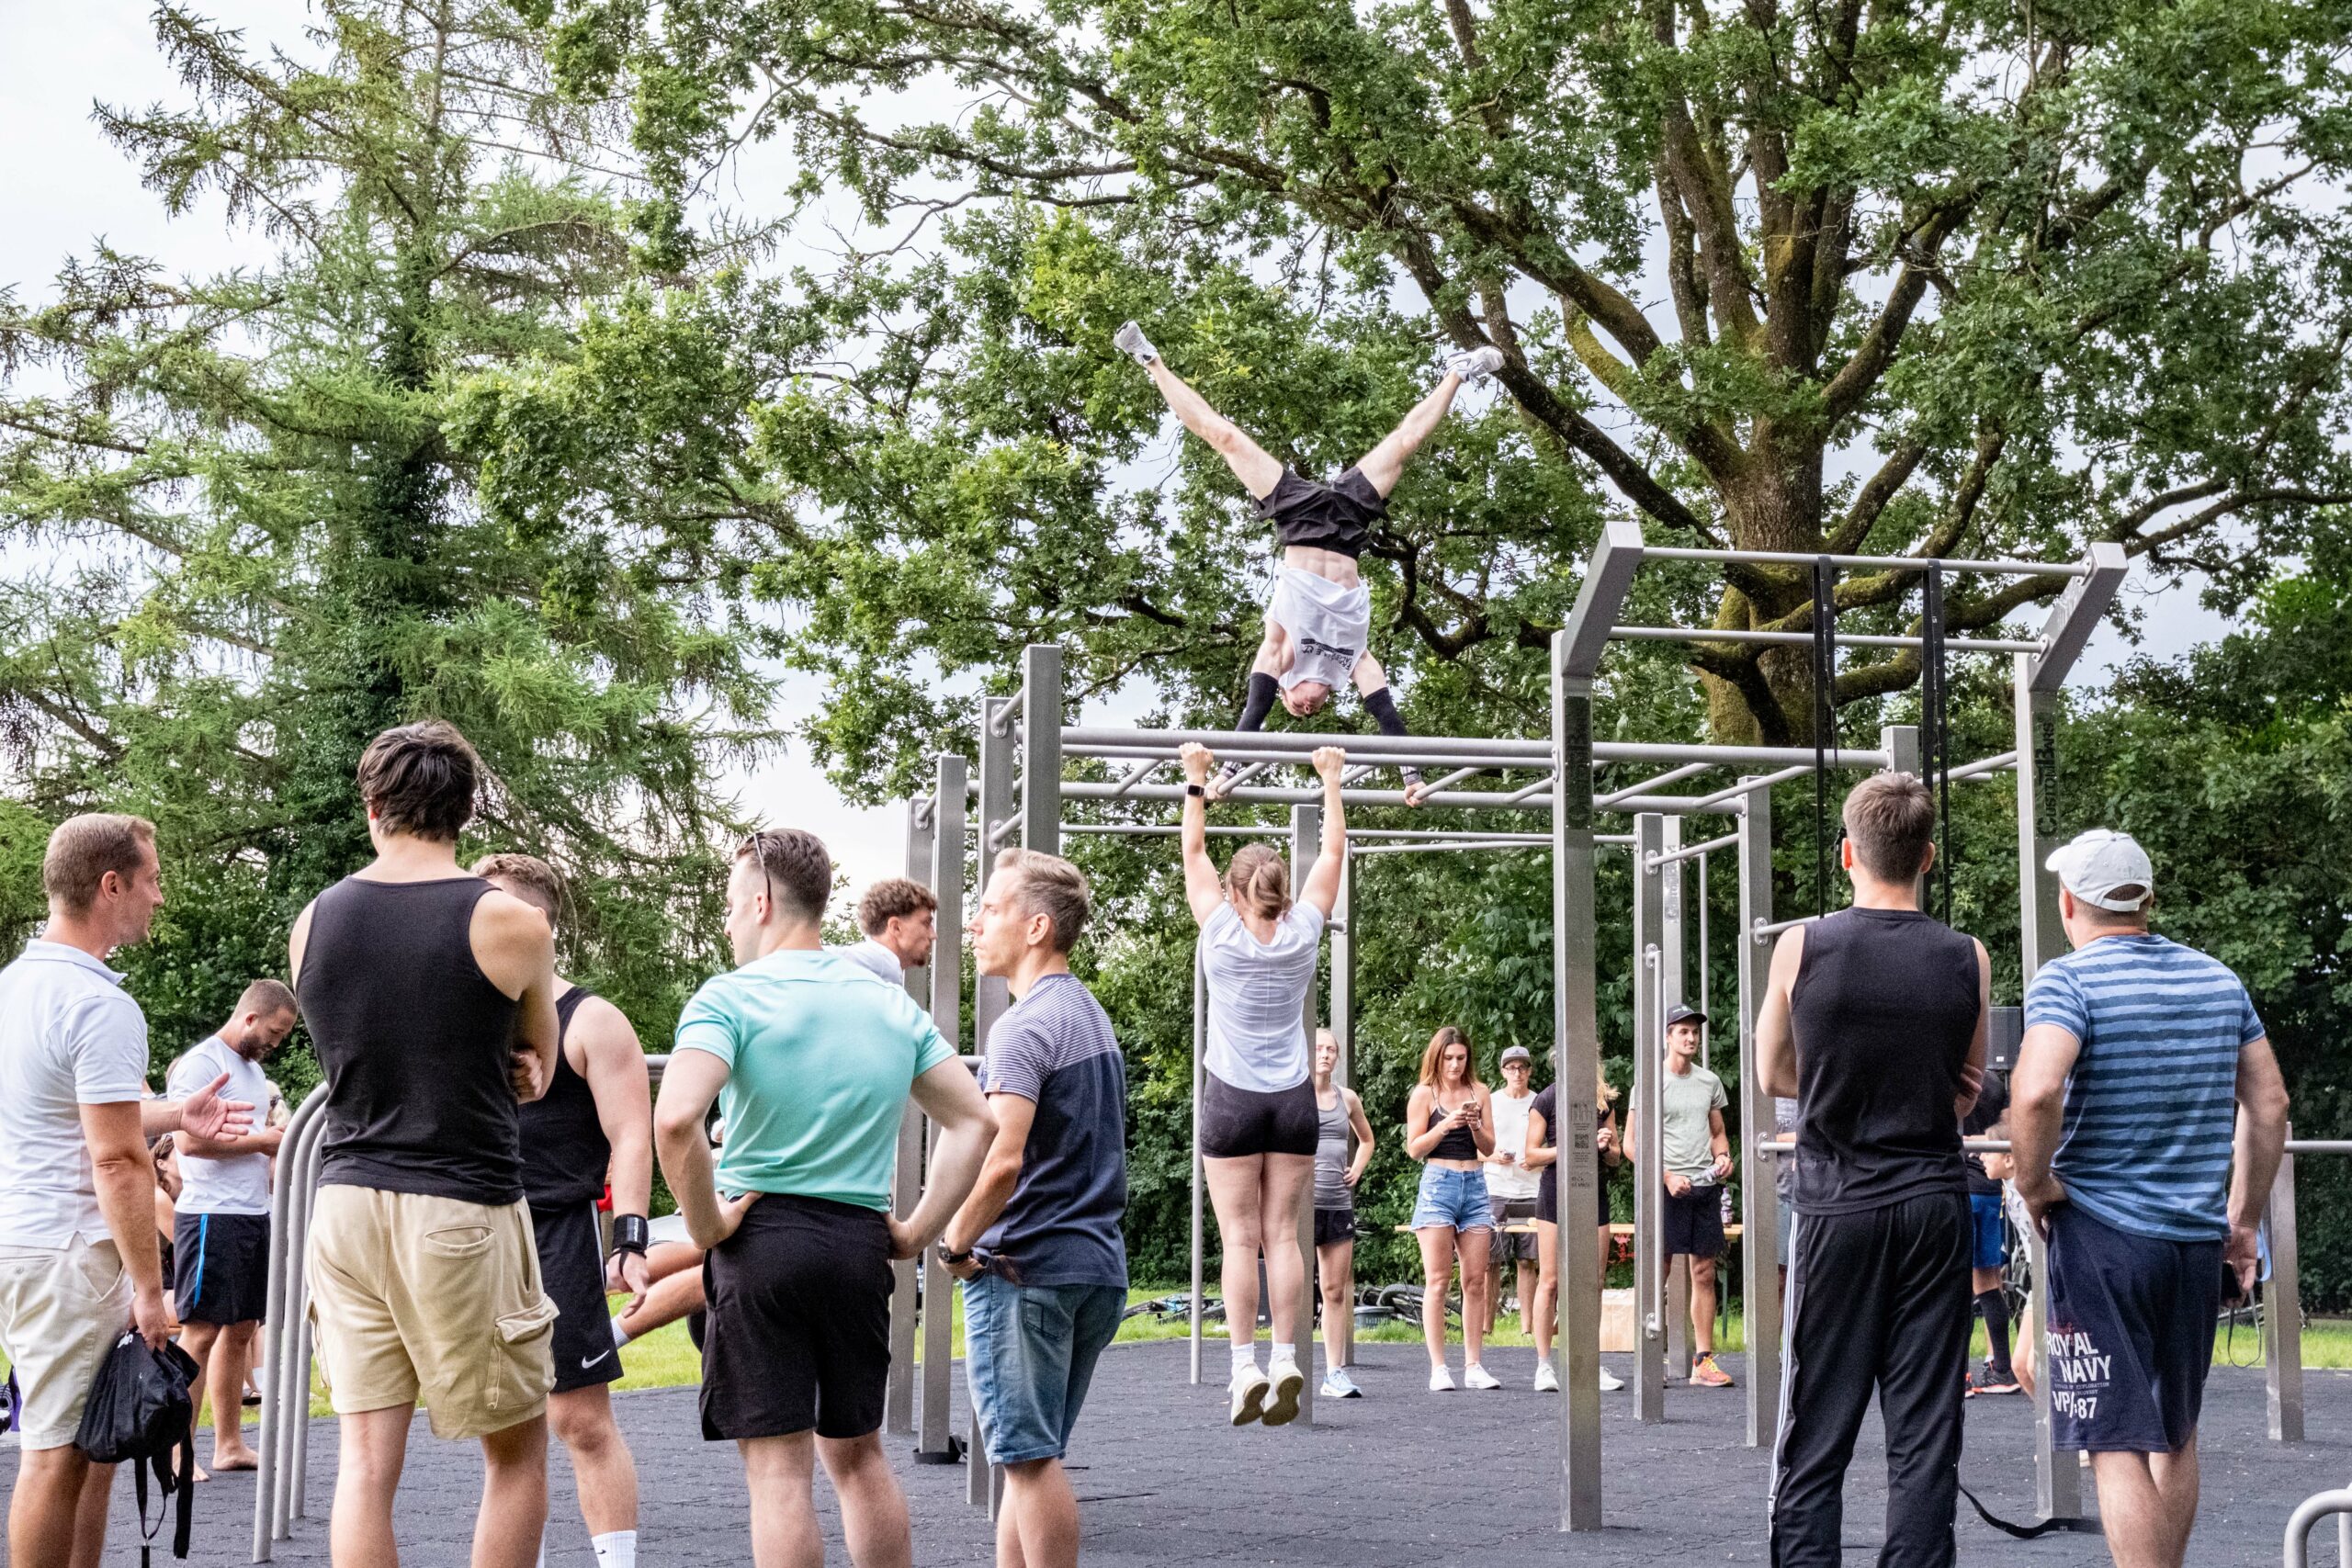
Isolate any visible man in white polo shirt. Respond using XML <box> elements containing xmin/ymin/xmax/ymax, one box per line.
<box><xmin>167</xmin><ymin>977</ymin><xmax>300</xmax><ymax>1477</ymax></box>
<box><xmin>0</xmin><ymin>813</ymin><xmax>252</xmax><ymax>1568</ymax></box>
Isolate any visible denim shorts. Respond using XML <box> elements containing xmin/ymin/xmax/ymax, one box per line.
<box><xmin>1410</xmin><ymin>1166</ymin><xmax>1493</xmax><ymax>1233</ymax></box>
<box><xmin>963</xmin><ymin>1274</ymin><xmax>1125</xmax><ymax>1465</ymax></box>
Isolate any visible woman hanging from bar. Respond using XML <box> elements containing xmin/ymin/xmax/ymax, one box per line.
<box><xmin>1116</xmin><ymin>321</ymin><xmax>1508</xmax><ymax>807</ymax></box>
<box><xmin>1178</xmin><ymin>739</ymin><xmax>1348</xmax><ymax>1427</ymax></box>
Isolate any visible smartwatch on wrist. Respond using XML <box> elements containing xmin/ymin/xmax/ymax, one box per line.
<box><xmin>612</xmin><ymin>1213</ymin><xmax>650</xmax><ymax>1256</ymax></box>
<box><xmin>1185</xmin><ymin>783</ymin><xmax>1205</xmax><ymax>798</ymax></box>
<box><xmin>940</xmin><ymin>1244</ymin><xmax>974</xmax><ymax>1268</ymax></box>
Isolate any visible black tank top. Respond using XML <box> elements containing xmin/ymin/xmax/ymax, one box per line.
<box><xmin>299</xmin><ymin>875</ymin><xmax>525</xmax><ymax>1206</ymax></box>
<box><xmin>1788</xmin><ymin>907</ymin><xmax>1980</xmax><ymax>1215</ymax></box>
<box><xmin>519</xmin><ymin>987</ymin><xmax>609</xmax><ymax>1210</ymax></box>
<box><xmin>1425</xmin><ymin>1094</ymin><xmax>1480</xmax><ymax>1162</ymax></box>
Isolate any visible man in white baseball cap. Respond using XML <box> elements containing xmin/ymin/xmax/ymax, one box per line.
<box><xmin>2010</xmin><ymin>827</ymin><xmax>2290</xmax><ymax>1568</ymax></box>
<box><xmin>2044</xmin><ymin>829</ymin><xmax>2157</xmax><ymax>912</ymax></box>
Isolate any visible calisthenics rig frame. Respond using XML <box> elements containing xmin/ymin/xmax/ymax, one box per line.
<box><xmin>876</xmin><ymin>521</ymin><xmax>2133</xmax><ymax>1532</ymax></box>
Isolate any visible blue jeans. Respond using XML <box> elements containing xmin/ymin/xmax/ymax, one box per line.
<box><xmin>1410</xmin><ymin>1166</ymin><xmax>1492</xmax><ymax>1232</ymax></box>
<box><xmin>962</xmin><ymin>1274</ymin><xmax>1125</xmax><ymax>1465</ymax></box>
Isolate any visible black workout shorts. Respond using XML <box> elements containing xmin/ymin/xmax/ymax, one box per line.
<box><xmin>1313</xmin><ymin>1207</ymin><xmax>1357</xmax><ymax>1248</ymax></box>
<box><xmin>1200</xmin><ymin>1072</ymin><xmax>1319</xmax><ymax>1160</ymax></box>
<box><xmin>1662</xmin><ymin>1184</ymin><xmax>1726</xmax><ymax>1258</ymax></box>
<box><xmin>533</xmin><ymin>1201</ymin><xmax>622</xmax><ymax>1394</ymax></box>
<box><xmin>700</xmin><ymin>1194</ymin><xmax>892</xmax><ymax>1442</ymax></box>
<box><xmin>173</xmin><ymin>1212</ymin><xmax>270</xmax><ymax>1326</ymax></box>
<box><xmin>1256</xmin><ymin>468</ymin><xmax>1384</xmax><ymax>558</ymax></box>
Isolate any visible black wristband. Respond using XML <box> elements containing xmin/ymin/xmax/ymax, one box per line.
<box><xmin>940</xmin><ymin>1245</ymin><xmax>974</xmax><ymax>1267</ymax></box>
<box><xmin>1185</xmin><ymin>783</ymin><xmax>1205</xmax><ymax>797</ymax></box>
<box><xmin>612</xmin><ymin>1213</ymin><xmax>650</xmax><ymax>1255</ymax></box>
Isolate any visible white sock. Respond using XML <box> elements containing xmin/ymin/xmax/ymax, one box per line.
<box><xmin>1270</xmin><ymin>1342</ymin><xmax>1298</xmax><ymax>1370</ymax></box>
<box><xmin>1322</xmin><ymin>1339</ymin><xmax>1341</xmax><ymax>1376</ymax></box>
<box><xmin>611</xmin><ymin>1317</ymin><xmax>631</xmax><ymax>1348</ymax></box>
<box><xmin>591</xmin><ymin>1530</ymin><xmax>638</xmax><ymax>1568</ymax></box>
<box><xmin>1230</xmin><ymin>1342</ymin><xmax>1259</xmax><ymax>1376</ymax></box>
<box><xmin>537</xmin><ymin>1543</ymin><xmax>548</xmax><ymax>1568</ymax></box>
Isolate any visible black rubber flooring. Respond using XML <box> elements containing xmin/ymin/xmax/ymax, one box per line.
<box><xmin>7</xmin><ymin>1341</ymin><xmax>2346</xmax><ymax>1563</ymax></box>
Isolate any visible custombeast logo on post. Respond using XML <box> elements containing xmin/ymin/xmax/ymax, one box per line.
<box><xmin>2046</xmin><ymin>1320</ymin><xmax>2111</xmax><ymax>1420</ymax></box>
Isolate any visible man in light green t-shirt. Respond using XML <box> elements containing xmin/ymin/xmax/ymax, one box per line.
<box><xmin>654</xmin><ymin>829</ymin><xmax>996</xmax><ymax>1568</ymax></box>
<box><xmin>1627</xmin><ymin>1006</ymin><xmax>1736</xmax><ymax>1386</ymax></box>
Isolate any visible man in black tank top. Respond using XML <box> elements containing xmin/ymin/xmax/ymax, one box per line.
<box><xmin>1756</xmin><ymin>773</ymin><xmax>1990</xmax><ymax>1568</ymax></box>
<box><xmin>289</xmin><ymin>722</ymin><xmax>561</xmax><ymax>1568</ymax></box>
<box><xmin>476</xmin><ymin>854</ymin><xmax>654</xmax><ymax>1568</ymax></box>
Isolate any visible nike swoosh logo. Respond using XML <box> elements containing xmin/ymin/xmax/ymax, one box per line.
<box><xmin>580</xmin><ymin>1348</ymin><xmax>614</xmax><ymax>1370</ymax></box>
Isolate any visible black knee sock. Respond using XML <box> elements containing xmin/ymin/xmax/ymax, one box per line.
<box><xmin>1237</xmin><ymin>671</ymin><xmax>1280</xmax><ymax>734</ymax></box>
<box><xmin>1975</xmin><ymin>1288</ymin><xmax>2013</xmax><ymax>1379</ymax></box>
<box><xmin>1360</xmin><ymin>686</ymin><xmax>1422</xmax><ymax>791</ymax></box>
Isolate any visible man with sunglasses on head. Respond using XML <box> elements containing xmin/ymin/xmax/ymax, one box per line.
<box><xmin>656</xmin><ymin>827</ymin><xmax>997</xmax><ymax>1568</ymax></box>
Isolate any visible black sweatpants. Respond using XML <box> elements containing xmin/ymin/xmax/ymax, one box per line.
<box><xmin>1771</xmin><ymin>1191</ymin><xmax>1972</xmax><ymax>1568</ymax></box>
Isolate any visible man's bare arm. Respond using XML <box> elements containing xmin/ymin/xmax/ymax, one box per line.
<box><xmin>2227</xmin><ymin>1038</ymin><xmax>2290</xmax><ymax>1234</ymax></box>
<box><xmin>941</xmin><ymin>1093</ymin><xmax>1036</xmax><ymax>1258</ymax></box>
<box><xmin>1954</xmin><ymin>940</ymin><xmax>1992</xmax><ymax>1120</ymax></box>
<box><xmin>653</xmin><ymin>1049</ymin><xmax>731</xmax><ymax>1249</ymax></box>
<box><xmin>899</xmin><ymin>1060</ymin><xmax>999</xmax><ymax>1255</ymax></box>
<box><xmin>475</xmin><ymin>890</ymin><xmax>559</xmax><ymax>1100</ymax></box>
<box><xmin>577</xmin><ymin>995</ymin><xmax>654</xmax><ymax>1222</ymax></box>
<box><xmin>1756</xmin><ymin>926</ymin><xmax>1806</xmax><ymax>1100</ymax></box>
<box><xmin>85</xmin><ymin>1099</ymin><xmax>171</xmax><ymax>1348</ymax></box>
<box><xmin>2007</xmin><ymin>1022</ymin><xmax>2081</xmax><ymax>1207</ymax></box>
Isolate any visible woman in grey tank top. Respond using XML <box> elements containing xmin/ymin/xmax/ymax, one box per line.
<box><xmin>1309</xmin><ymin>1029</ymin><xmax>1374</xmax><ymax>1398</ymax></box>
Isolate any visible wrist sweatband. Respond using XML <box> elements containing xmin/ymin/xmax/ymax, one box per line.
<box><xmin>612</xmin><ymin>1213</ymin><xmax>650</xmax><ymax>1255</ymax></box>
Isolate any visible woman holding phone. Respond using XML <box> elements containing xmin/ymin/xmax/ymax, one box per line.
<box><xmin>1179</xmin><ymin>739</ymin><xmax>1348</xmax><ymax>1427</ymax></box>
<box><xmin>1405</xmin><ymin>1026</ymin><xmax>1497</xmax><ymax>1391</ymax></box>
<box><xmin>1526</xmin><ymin>1066</ymin><xmax>1625</xmax><ymax>1392</ymax></box>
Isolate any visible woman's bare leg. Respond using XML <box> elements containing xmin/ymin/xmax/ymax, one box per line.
<box><xmin>1457</xmin><ymin>1226</ymin><xmax>1494</xmax><ymax>1369</ymax></box>
<box><xmin>1204</xmin><ymin>1156</ymin><xmax>1267</xmax><ymax>1358</ymax></box>
<box><xmin>1417</xmin><ymin>1227</ymin><xmax>1457</xmax><ymax>1371</ymax></box>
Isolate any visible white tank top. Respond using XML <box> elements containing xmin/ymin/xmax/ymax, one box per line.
<box><xmin>1267</xmin><ymin>568</ymin><xmax>1369</xmax><ymax>694</ymax></box>
<box><xmin>1486</xmin><ymin>1088</ymin><xmax>1540</xmax><ymax>1200</ymax></box>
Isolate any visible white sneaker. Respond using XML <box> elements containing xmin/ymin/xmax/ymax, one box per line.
<box><xmin>1598</xmin><ymin>1364</ymin><xmax>1626</xmax><ymax>1392</ymax></box>
<box><xmin>1444</xmin><ymin>345</ymin><xmax>1506</xmax><ymax>381</ymax></box>
<box><xmin>1463</xmin><ymin>1362</ymin><xmax>1503</xmax><ymax>1391</ymax></box>
<box><xmin>1229</xmin><ymin>1365</ymin><xmax>1271</xmax><ymax>1427</ymax></box>
<box><xmin>1428</xmin><ymin>1364</ymin><xmax>1456</xmax><ymax>1393</ymax></box>
<box><xmin>1319</xmin><ymin>1368</ymin><xmax>1363</xmax><ymax>1399</ymax></box>
<box><xmin>1114</xmin><ymin>321</ymin><xmax>1159</xmax><ymax>366</ymax></box>
<box><xmin>1261</xmin><ymin>1359</ymin><xmax>1306</xmax><ymax>1427</ymax></box>
<box><xmin>1532</xmin><ymin>1359</ymin><xmax>1561</xmax><ymax>1393</ymax></box>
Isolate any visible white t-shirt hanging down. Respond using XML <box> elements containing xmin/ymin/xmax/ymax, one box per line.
<box><xmin>1199</xmin><ymin>901</ymin><xmax>1326</xmax><ymax>1094</ymax></box>
<box><xmin>166</xmin><ymin>1034</ymin><xmax>275</xmax><ymax>1216</ymax></box>
<box><xmin>1268</xmin><ymin>568</ymin><xmax>1370</xmax><ymax>694</ymax></box>
<box><xmin>1487</xmin><ymin>1088</ymin><xmax>1541</xmax><ymax>1201</ymax></box>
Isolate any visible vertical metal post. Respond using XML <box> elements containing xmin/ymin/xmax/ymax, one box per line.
<box><xmin>1332</xmin><ymin>855</ymin><xmax>1354</xmax><ymax>1089</ymax></box>
<box><xmin>1289</xmin><ymin>801</ymin><xmax>1320</xmax><ymax>1428</ymax></box>
<box><xmin>2013</xmin><ymin>653</ymin><xmax>2084</xmax><ymax>1525</ymax></box>
<box><xmin>2266</xmin><ymin>1126</ymin><xmax>2304</xmax><ymax>1442</ymax></box>
<box><xmin>1551</xmin><ymin>637</ymin><xmax>1605</xmax><ymax>1531</ymax></box>
<box><xmin>975</xmin><ymin>697</ymin><xmax>1028</xmax><ymax>1515</ymax></box>
<box><xmin>1190</xmin><ymin>944</ymin><xmax>1207</xmax><ymax>1385</ymax></box>
<box><xmin>1021</xmin><ymin>645</ymin><xmax>1062</xmax><ymax>856</ymax></box>
<box><xmin>1736</xmin><ymin>784</ymin><xmax>1780</xmax><ymax>1448</ymax></box>
<box><xmin>1659</xmin><ymin>818</ymin><xmax>1691</xmax><ymax>1379</ymax></box>
<box><xmin>920</xmin><ymin>754</ymin><xmax>967</xmax><ymax>1466</ymax></box>
<box><xmin>1883</xmin><ymin>724</ymin><xmax>1925</xmax><ymax>906</ymax></box>
<box><xmin>1697</xmin><ymin>852</ymin><xmax>1711</xmax><ymax>1074</ymax></box>
<box><xmin>1631</xmin><ymin>812</ymin><xmax>1668</xmax><ymax>1423</ymax></box>
<box><xmin>886</xmin><ymin>795</ymin><xmax>936</xmax><ymax>1436</ymax></box>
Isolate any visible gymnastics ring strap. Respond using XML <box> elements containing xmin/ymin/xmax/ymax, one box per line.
<box><xmin>1956</xmin><ymin>1481</ymin><xmax>2098</xmax><ymax>1539</ymax></box>
<box><xmin>1811</xmin><ymin>557</ymin><xmax>1837</xmax><ymax>917</ymax></box>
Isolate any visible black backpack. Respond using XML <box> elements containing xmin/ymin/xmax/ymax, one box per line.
<box><xmin>74</xmin><ymin>1332</ymin><xmax>199</xmax><ymax>1565</ymax></box>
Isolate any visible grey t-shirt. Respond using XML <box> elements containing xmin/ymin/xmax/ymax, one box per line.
<box><xmin>1633</xmin><ymin>1064</ymin><xmax>1729</xmax><ymax>1183</ymax></box>
<box><xmin>978</xmin><ymin>974</ymin><xmax>1129</xmax><ymax>1288</ymax></box>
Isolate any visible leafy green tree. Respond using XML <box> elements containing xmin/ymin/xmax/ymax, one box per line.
<box><xmin>0</xmin><ymin>0</ymin><xmax>774</xmax><ymax>1061</ymax></box>
<box><xmin>557</xmin><ymin>0</ymin><xmax>2352</xmax><ymax>762</ymax></box>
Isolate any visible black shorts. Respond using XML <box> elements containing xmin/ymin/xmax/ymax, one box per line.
<box><xmin>1200</xmin><ymin>1073</ymin><xmax>1318</xmax><ymax>1160</ymax></box>
<box><xmin>1662</xmin><ymin>1185</ymin><xmax>1726</xmax><ymax>1258</ymax></box>
<box><xmin>1313</xmin><ymin>1208</ymin><xmax>1356</xmax><ymax>1247</ymax></box>
<box><xmin>1256</xmin><ymin>468</ymin><xmax>1384</xmax><ymax>558</ymax></box>
<box><xmin>173</xmin><ymin>1212</ymin><xmax>269</xmax><ymax>1325</ymax></box>
<box><xmin>700</xmin><ymin>1194</ymin><xmax>892</xmax><ymax>1442</ymax></box>
<box><xmin>2044</xmin><ymin>1203</ymin><xmax>2222</xmax><ymax>1452</ymax></box>
<box><xmin>1489</xmin><ymin>1195</ymin><xmax>1540</xmax><ymax>1260</ymax></box>
<box><xmin>533</xmin><ymin>1201</ymin><xmax>621</xmax><ymax>1393</ymax></box>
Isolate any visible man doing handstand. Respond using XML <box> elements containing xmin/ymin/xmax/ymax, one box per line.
<box><xmin>1116</xmin><ymin>321</ymin><xmax>1504</xmax><ymax>805</ymax></box>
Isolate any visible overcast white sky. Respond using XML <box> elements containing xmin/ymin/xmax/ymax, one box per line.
<box><xmin>0</xmin><ymin>2</ymin><xmax>2233</xmax><ymax>904</ymax></box>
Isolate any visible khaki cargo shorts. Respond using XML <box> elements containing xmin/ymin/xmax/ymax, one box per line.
<box><xmin>307</xmin><ymin>1185</ymin><xmax>558</xmax><ymax>1438</ymax></box>
<box><xmin>0</xmin><ymin>1237</ymin><xmax>135</xmax><ymax>1450</ymax></box>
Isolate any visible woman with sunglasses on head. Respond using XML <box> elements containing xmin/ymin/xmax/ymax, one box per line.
<box><xmin>1178</xmin><ymin>739</ymin><xmax>1348</xmax><ymax>1427</ymax></box>
<box><xmin>1406</xmin><ymin>1026</ymin><xmax>1498</xmax><ymax>1391</ymax></box>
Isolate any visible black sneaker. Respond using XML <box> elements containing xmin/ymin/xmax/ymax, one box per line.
<box><xmin>1965</xmin><ymin>1371</ymin><xmax>2022</xmax><ymax>1398</ymax></box>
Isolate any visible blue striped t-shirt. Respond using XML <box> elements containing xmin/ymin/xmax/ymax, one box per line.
<box><xmin>978</xmin><ymin>973</ymin><xmax>1129</xmax><ymax>1288</ymax></box>
<box><xmin>2026</xmin><ymin>933</ymin><xmax>2264</xmax><ymax>1242</ymax></box>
